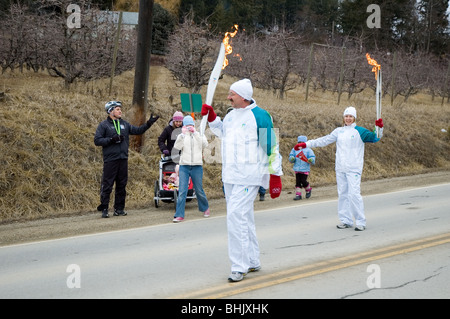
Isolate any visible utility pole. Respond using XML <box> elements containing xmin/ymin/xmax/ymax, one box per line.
<box><xmin>131</xmin><ymin>0</ymin><xmax>154</xmax><ymax>152</ymax></box>
<box><xmin>109</xmin><ymin>11</ymin><xmax>123</xmax><ymax>96</ymax></box>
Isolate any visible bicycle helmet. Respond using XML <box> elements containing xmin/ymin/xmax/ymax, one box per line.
<box><xmin>105</xmin><ymin>101</ymin><xmax>122</xmax><ymax>114</ymax></box>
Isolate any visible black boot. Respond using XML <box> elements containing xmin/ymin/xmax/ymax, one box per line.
<box><xmin>306</xmin><ymin>189</ymin><xmax>312</xmax><ymax>198</ymax></box>
<box><xmin>114</xmin><ymin>209</ymin><xmax>127</xmax><ymax>216</ymax></box>
<box><xmin>101</xmin><ymin>209</ymin><xmax>109</xmax><ymax>218</ymax></box>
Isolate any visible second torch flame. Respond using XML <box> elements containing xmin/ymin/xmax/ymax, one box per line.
<box><xmin>366</xmin><ymin>53</ymin><xmax>381</xmax><ymax>79</ymax></box>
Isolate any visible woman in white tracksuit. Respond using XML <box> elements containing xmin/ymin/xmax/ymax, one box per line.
<box><xmin>295</xmin><ymin>106</ymin><xmax>384</xmax><ymax>231</ymax></box>
<box><xmin>202</xmin><ymin>79</ymin><xmax>283</xmax><ymax>282</ymax></box>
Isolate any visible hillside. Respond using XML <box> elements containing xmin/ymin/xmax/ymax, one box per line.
<box><xmin>0</xmin><ymin>67</ymin><xmax>449</xmax><ymax>223</ymax></box>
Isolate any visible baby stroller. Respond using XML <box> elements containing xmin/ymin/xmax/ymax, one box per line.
<box><xmin>153</xmin><ymin>155</ymin><xmax>196</xmax><ymax>208</ymax></box>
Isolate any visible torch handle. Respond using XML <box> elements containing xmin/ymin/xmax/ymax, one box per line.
<box><xmin>376</xmin><ymin>69</ymin><xmax>382</xmax><ymax>138</ymax></box>
<box><xmin>200</xmin><ymin>112</ymin><xmax>208</xmax><ymax>137</ymax></box>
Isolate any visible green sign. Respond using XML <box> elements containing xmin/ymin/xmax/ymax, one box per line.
<box><xmin>180</xmin><ymin>93</ymin><xmax>202</xmax><ymax>113</ymax></box>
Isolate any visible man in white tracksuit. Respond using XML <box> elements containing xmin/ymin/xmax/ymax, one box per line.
<box><xmin>295</xmin><ymin>106</ymin><xmax>384</xmax><ymax>231</ymax></box>
<box><xmin>201</xmin><ymin>79</ymin><xmax>283</xmax><ymax>282</ymax></box>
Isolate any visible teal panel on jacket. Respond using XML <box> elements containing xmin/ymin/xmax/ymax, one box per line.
<box><xmin>252</xmin><ymin>106</ymin><xmax>275</xmax><ymax>156</ymax></box>
<box><xmin>355</xmin><ymin>125</ymin><xmax>380</xmax><ymax>143</ymax></box>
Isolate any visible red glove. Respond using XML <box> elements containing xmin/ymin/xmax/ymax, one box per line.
<box><xmin>201</xmin><ymin>104</ymin><xmax>217</xmax><ymax>122</ymax></box>
<box><xmin>269</xmin><ymin>175</ymin><xmax>282</xmax><ymax>199</ymax></box>
<box><xmin>375</xmin><ymin>118</ymin><xmax>384</xmax><ymax>128</ymax></box>
<box><xmin>294</xmin><ymin>142</ymin><xmax>306</xmax><ymax>151</ymax></box>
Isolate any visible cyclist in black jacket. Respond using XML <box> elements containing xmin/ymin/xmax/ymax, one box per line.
<box><xmin>94</xmin><ymin>101</ymin><xmax>159</xmax><ymax>218</ymax></box>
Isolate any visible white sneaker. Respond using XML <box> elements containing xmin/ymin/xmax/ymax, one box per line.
<box><xmin>248</xmin><ymin>265</ymin><xmax>261</xmax><ymax>273</ymax></box>
<box><xmin>228</xmin><ymin>271</ymin><xmax>245</xmax><ymax>282</ymax></box>
<box><xmin>355</xmin><ymin>225</ymin><xmax>366</xmax><ymax>231</ymax></box>
<box><xmin>336</xmin><ymin>223</ymin><xmax>352</xmax><ymax>229</ymax></box>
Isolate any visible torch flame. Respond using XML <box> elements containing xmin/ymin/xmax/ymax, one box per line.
<box><xmin>222</xmin><ymin>25</ymin><xmax>239</xmax><ymax>69</ymax></box>
<box><xmin>366</xmin><ymin>53</ymin><xmax>381</xmax><ymax>79</ymax></box>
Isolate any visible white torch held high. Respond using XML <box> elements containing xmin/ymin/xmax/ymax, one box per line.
<box><xmin>200</xmin><ymin>25</ymin><xmax>239</xmax><ymax>135</ymax></box>
<box><xmin>366</xmin><ymin>53</ymin><xmax>382</xmax><ymax>138</ymax></box>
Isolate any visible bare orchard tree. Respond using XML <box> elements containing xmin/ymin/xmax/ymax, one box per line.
<box><xmin>309</xmin><ymin>45</ymin><xmax>333</xmax><ymax>92</ymax></box>
<box><xmin>37</xmin><ymin>0</ymin><xmax>136</xmax><ymax>88</ymax></box>
<box><xmin>392</xmin><ymin>51</ymin><xmax>431</xmax><ymax>102</ymax></box>
<box><xmin>341</xmin><ymin>47</ymin><xmax>370</xmax><ymax>100</ymax></box>
<box><xmin>0</xmin><ymin>3</ymin><xmax>29</xmax><ymax>73</ymax></box>
<box><xmin>228</xmin><ymin>30</ymin><xmax>310</xmax><ymax>100</ymax></box>
<box><xmin>165</xmin><ymin>11</ymin><xmax>217</xmax><ymax>93</ymax></box>
<box><xmin>0</xmin><ymin>0</ymin><xmax>136</xmax><ymax>87</ymax></box>
<box><xmin>291</xmin><ymin>44</ymin><xmax>311</xmax><ymax>86</ymax></box>
<box><xmin>306</xmin><ymin>43</ymin><xmax>366</xmax><ymax>99</ymax></box>
<box><xmin>252</xmin><ymin>28</ymin><xmax>301</xmax><ymax>99</ymax></box>
<box><xmin>422</xmin><ymin>56</ymin><xmax>448</xmax><ymax>102</ymax></box>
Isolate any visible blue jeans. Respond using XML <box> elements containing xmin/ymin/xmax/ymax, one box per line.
<box><xmin>175</xmin><ymin>165</ymin><xmax>209</xmax><ymax>218</ymax></box>
<box><xmin>258</xmin><ymin>186</ymin><xmax>266</xmax><ymax>195</ymax></box>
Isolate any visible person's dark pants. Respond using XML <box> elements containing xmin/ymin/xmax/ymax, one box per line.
<box><xmin>295</xmin><ymin>172</ymin><xmax>310</xmax><ymax>189</ymax></box>
<box><xmin>99</xmin><ymin>159</ymin><xmax>128</xmax><ymax>211</ymax></box>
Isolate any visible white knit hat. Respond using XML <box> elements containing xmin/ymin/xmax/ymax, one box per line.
<box><xmin>230</xmin><ymin>79</ymin><xmax>253</xmax><ymax>101</ymax></box>
<box><xmin>343</xmin><ymin>106</ymin><xmax>357</xmax><ymax>119</ymax></box>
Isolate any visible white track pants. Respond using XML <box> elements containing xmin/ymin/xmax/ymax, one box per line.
<box><xmin>223</xmin><ymin>183</ymin><xmax>260</xmax><ymax>273</ymax></box>
<box><xmin>336</xmin><ymin>171</ymin><xmax>366</xmax><ymax>227</ymax></box>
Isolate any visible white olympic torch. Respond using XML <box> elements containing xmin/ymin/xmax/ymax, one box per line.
<box><xmin>366</xmin><ymin>53</ymin><xmax>382</xmax><ymax>138</ymax></box>
<box><xmin>376</xmin><ymin>68</ymin><xmax>382</xmax><ymax>138</ymax></box>
<box><xmin>200</xmin><ymin>25</ymin><xmax>238</xmax><ymax>136</ymax></box>
<box><xmin>200</xmin><ymin>42</ymin><xmax>225</xmax><ymax>136</ymax></box>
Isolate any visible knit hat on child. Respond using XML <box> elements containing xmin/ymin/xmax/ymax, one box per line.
<box><xmin>183</xmin><ymin>115</ymin><xmax>195</xmax><ymax>126</ymax></box>
<box><xmin>173</xmin><ymin>111</ymin><xmax>184</xmax><ymax>122</ymax></box>
<box><xmin>297</xmin><ymin>135</ymin><xmax>307</xmax><ymax>143</ymax></box>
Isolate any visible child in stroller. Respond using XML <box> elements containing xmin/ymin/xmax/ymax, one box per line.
<box><xmin>154</xmin><ymin>156</ymin><xmax>195</xmax><ymax>208</ymax></box>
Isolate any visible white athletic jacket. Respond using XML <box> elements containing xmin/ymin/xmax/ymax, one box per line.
<box><xmin>208</xmin><ymin>100</ymin><xmax>283</xmax><ymax>188</ymax></box>
<box><xmin>306</xmin><ymin>123</ymin><xmax>382</xmax><ymax>174</ymax></box>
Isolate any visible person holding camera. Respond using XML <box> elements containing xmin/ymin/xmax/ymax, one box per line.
<box><xmin>94</xmin><ymin>101</ymin><xmax>159</xmax><ymax>218</ymax></box>
<box><xmin>172</xmin><ymin>115</ymin><xmax>210</xmax><ymax>222</ymax></box>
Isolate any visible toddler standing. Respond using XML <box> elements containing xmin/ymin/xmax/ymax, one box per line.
<box><xmin>289</xmin><ymin>136</ymin><xmax>315</xmax><ymax>200</ymax></box>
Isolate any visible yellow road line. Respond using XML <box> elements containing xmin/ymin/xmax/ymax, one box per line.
<box><xmin>170</xmin><ymin>233</ymin><xmax>450</xmax><ymax>299</ymax></box>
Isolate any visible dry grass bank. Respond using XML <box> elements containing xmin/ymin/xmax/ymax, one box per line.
<box><xmin>1</xmin><ymin>67</ymin><xmax>449</xmax><ymax>223</ymax></box>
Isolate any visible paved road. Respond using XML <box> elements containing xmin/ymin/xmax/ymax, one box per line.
<box><xmin>0</xmin><ymin>183</ymin><xmax>449</xmax><ymax>302</ymax></box>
